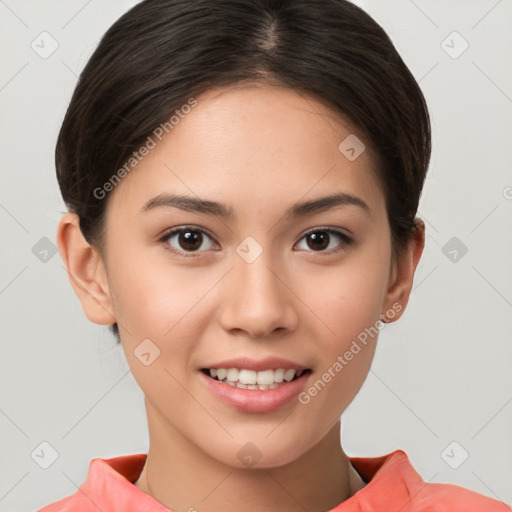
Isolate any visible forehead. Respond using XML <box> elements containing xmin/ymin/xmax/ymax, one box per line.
<box><xmin>106</xmin><ymin>83</ymin><xmax>384</xmax><ymax>220</ymax></box>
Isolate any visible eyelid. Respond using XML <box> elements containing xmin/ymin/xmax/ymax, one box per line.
<box><xmin>301</xmin><ymin>225</ymin><xmax>352</xmax><ymax>240</ymax></box>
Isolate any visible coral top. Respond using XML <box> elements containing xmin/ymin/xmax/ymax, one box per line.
<box><xmin>37</xmin><ymin>450</ymin><xmax>511</xmax><ymax>511</ymax></box>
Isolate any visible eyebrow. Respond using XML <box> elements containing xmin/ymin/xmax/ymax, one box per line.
<box><xmin>141</xmin><ymin>192</ymin><xmax>370</xmax><ymax>219</ymax></box>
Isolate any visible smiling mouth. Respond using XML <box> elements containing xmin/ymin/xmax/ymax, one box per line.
<box><xmin>201</xmin><ymin>368</ymin><xmax>312</xmax><ymax>390</ymax></box>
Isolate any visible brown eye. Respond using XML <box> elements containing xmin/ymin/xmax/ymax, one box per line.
<box><xmin>306</xmin><ymin>231</ymin><xmax>330</xmax><ymax>251</ymax></box>
<box><xmin>160</xmin><ymin>226</ymin><xmax>217</xmax><ymax>257</ymax></box>
<box><xmin>176</xmin><ymin>230</ymin><xmax>203</xmax><ymax>251</ymax></box>
<box><xmin>296</xmin><ymin>228</ymin><xmax>352</xmax><ymax>254</ymax></box>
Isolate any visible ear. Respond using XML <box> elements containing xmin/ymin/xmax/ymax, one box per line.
<box><xmin>56</xmin><ymin>212</ymin><xmax>116</xmax><ymax>326</ymax></box>
<box><xmin>381</xmin><ymin>218</ymin><xmax>425</xmax><ymax>322</ymax></box>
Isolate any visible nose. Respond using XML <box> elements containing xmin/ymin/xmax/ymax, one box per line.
<box><xmin>218</xmin><ymin>247</ymin><xmax>298</xmax><ymax>339</ymax></box>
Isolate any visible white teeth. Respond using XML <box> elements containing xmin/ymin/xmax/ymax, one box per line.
<box><xmin>238</xmin><ymin>369</ymin><xmax>257</xmax><ymax>385</ymax></box>
<box><xmin>226</xmin><ymin>368</ymin><xmax>239</xmax><ymax>382</ymax></box>
<box><xmin>283</xmin><ymin>369</ymin><xmax>296</xmax><ymax>382</ymax></box>
<box><xmin>206</xmin><ymin>367</ymin><xmax>308</xmax><ymax>387</ymax></box>
<box><xmin>274</xmin><ymin>368</ymin><xmax>285</xmax><ymax>383</ymax></box>
<box><xmin>256</xmin><ymin>369</ymin><xmax>274</xmax><ymax>385</ymax></box>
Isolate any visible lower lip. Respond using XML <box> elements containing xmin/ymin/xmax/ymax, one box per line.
<box><xmin>199</xmin><ymin>370</ymin><xmax>310</xmax><ymax>413</ymax></box>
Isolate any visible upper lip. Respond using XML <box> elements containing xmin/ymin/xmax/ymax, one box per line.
<box><xmin>202</xmin><ymin>357</ymin><xmax>310</xmax><ymax>372</ymax></box>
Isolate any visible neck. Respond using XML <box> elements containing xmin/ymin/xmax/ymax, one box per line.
<box><xmin>134</xmin><ymin>403</ymin><xmax>364</xmax><ymax>512</ymax></box>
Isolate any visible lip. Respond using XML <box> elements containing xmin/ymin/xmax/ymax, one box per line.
<box><xmin>201</xmin><ymin>356</ymin><xmax>310</xmax><ymax>372</ymax></box>
<box><xmin>199</xmin><ymin>368</ymin><xmax>311</xmax><ymax>414</ymax></box>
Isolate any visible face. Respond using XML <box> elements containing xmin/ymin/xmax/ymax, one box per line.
<box><xmin>85</xmin><ymin>83</ymin><xmax>406</xmax><ymax>468</ymax></box>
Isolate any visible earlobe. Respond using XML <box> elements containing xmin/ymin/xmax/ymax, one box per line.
<box><xmin>56</xmin><ymin>212</ymin><xmax>116</xmax><ymax>326</ymax></box>
<box><xmin>381</xmin><ymin>218</ymin><xmax>425</xmax><ymax>323</ymax></box>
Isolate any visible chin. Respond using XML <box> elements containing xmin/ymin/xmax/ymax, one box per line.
<box><xmin>207</xmin><ymin>435</ymin><xmax>312</xmax><ymax>470</ymax></box>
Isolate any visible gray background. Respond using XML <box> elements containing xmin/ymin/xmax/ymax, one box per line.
<box><xmin>1</xmin><ymin>1</ymin><xmax>511</xmax><ymax>510</ymax></box>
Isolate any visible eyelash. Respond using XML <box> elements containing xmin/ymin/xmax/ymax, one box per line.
<box><xmin>158</xmin><ymin>225</ymin><xmax>353</xmax><ymax>259</ymax></box>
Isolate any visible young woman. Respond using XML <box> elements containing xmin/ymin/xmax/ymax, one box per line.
<box><xmin>39</xmin><ymin>0</ymin><xmax>511</xmax><ymax>510</ymax></box>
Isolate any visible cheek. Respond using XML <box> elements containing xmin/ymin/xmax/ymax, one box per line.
<box><xmin>293</xmin><ymin>244</ymin><xmax>390</xmax><ymax>413</ymax></box>
<box><xmin>107</xmin><ymin>251</ymin><xmax>234</xmax><ymax>404</ymax></box>
<box><xmin>109</xmin><ymin>259</ymin><xmax>210</xmax><ymax>411</ymax></box>
<box><xmin>302</xmin><ymin>249</ymin><xmax>390</xmax><ymax>346</ymax></box>
<box><xmin>295</xmin><ymin>269</ymin><xmax>386</xmax><ymax>438</ymax></box>
<box><xmin>109</xmin><ymin>242</ymin><xmax>202</xmax><ymax>330</ymax></box>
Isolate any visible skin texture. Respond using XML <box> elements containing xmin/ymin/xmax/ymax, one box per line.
<box><xmin>57</xmin><ymin>83</ymin><xmax>424</xmax><ymax>512</ymax></box>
